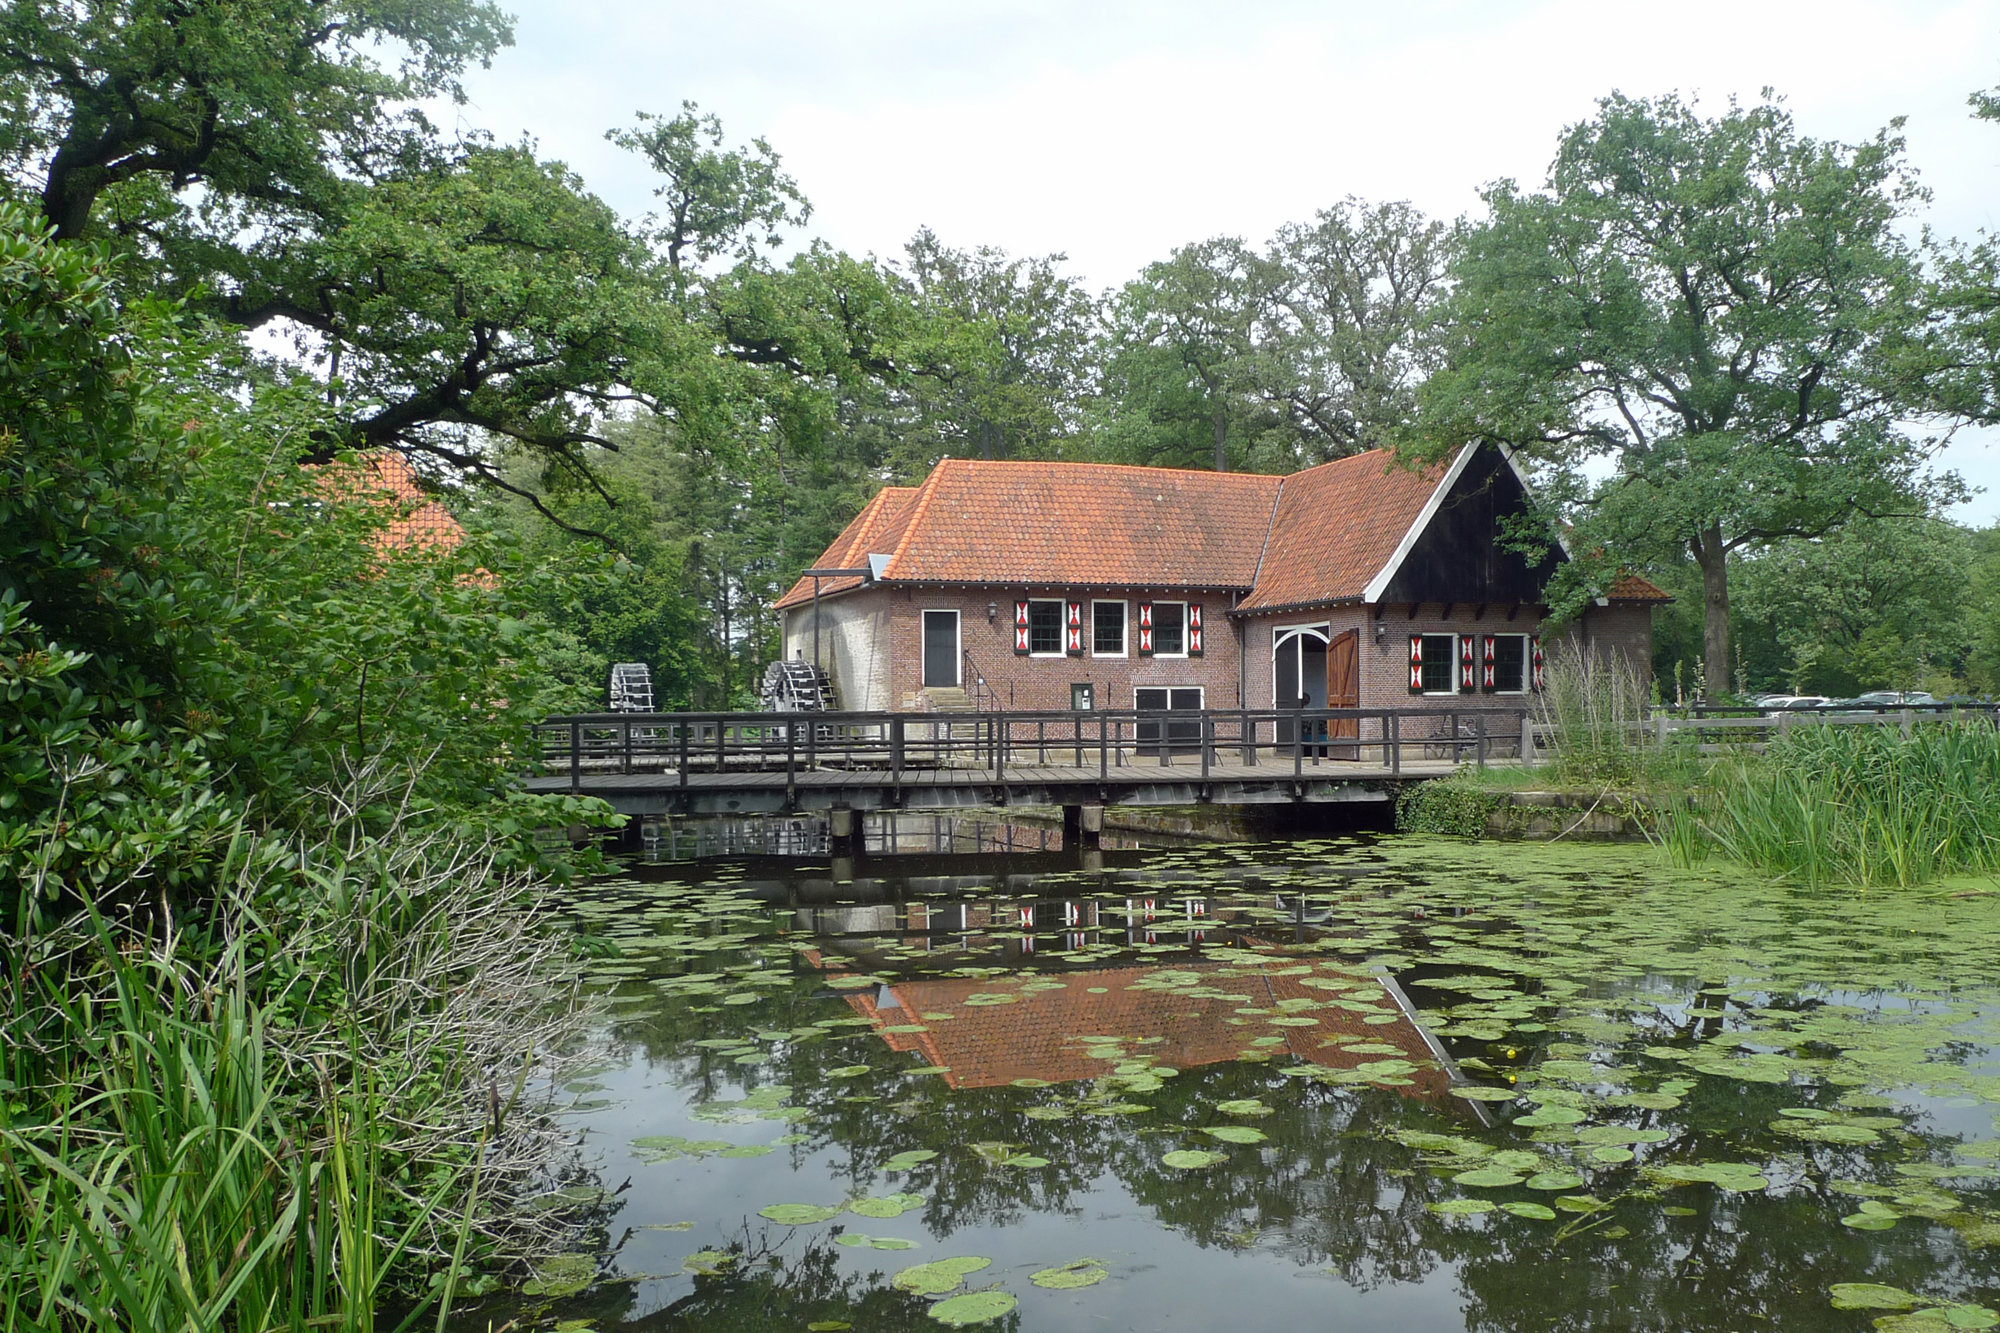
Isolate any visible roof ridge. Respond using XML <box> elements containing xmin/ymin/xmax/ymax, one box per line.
<box><xmin>1248</xmin><ymin>475</ymin><xmax>1284</xmax><ymax>594</ymax></box>
<box><xmin>945</xmin><ymin>457</ymin><xmax>1284</xmax><ymax>485</ymax></box>
<box><xmin>883</xmin><ymin>459</ymin><xmax>952</xmax><ymax>577</ymax></box>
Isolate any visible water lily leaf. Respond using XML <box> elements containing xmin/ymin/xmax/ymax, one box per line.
<box><xmin>681</xmin><ymin>1249</ymin><xmax>734</xmax><ymax>1276</ymax></box>
<box><xmin>1163</xmin><ymin>1149</ymin><xmax>1229</xmax><ymax>1169</ymax></box>
<box><xmin>1500</xmin><ymin>1201</ymin><xmax>1558</xmax><ymax>1219</ymax></box>
<box><xmin>1525</xmin><ymin>1172</ymin><xmax>1586</xmax><ymax>1191</ymax></box>
<box><xmin>521</xmin><ymin>1254</ymin><xmax>595</xmax><ymax>1297</ymax></box>
<box><xmin>1449</xmin><ymin>1085</ymin><xmax>1521</xmax><ymax>1102</ymax></box>
<box><xmin>757</xmin><ymin>1203</ymin><xmax>842</xmax><ymax>1225</ymax></box>
<box><xmin>1841</xmin><ymin>1211</ymin><xmax>1898</xmax><ymax>1230</ymax></box>
<box><xmin>1030</xmin><ymin>1259</ymin><xmax>1109</xmax><ymax>1289</ymax></box>
<box><xmin>1428</xmin><ymin>1198</ymin><xmax>1497</xmax><ymax>1215</ymax></box>
<box><xmin>1513</xmin><ymin>1105</ymin><xmax>1586</xmax><ymax>1127</ymax></box>
<box><xmin>1453</xmin><ymin>1167</ymin><xmax>1527</xmax><ymax>1188</ymax></box>
<box><xmin>886</xmin><ymin>1150</ymin><xmax>939</xmax><ymax>1170</ymax></box>
<box><xmin>717</xmin><ymin>1144</ymin><xmax>773</xmax><ymax>1158</ymax></box>
<box><xmin>1828</xmin><ymin>1283</ymin><xmax>1924</xmax><ymax>1310</ymax></box>
<box><xmin>1590</xmin><ymin>1147</ymin><xmax>1635</xmax><ymax>1164</ymax></box>
<box><xmin>1216</xmin><ymin>1098</ymin><xmax>1273</xmax><ymax>1116</ymax></box>
<box><xmin>894</xmin><ymin>1257</ymin><xmax>993</xmax><ymax>1296</ymax></box>
<box><xmin>827</xmin><ymin>1065</ymin><xmax>872</xmax><ymax>1078</ymax></box>
<box><xmin>927</xmin><ymin>1291</ymin><xmax>1018</xmax><ymax>1326</ymax></box>
<box><xmin>849</xmin><ymin>1192</ymin><xmax>926</xmax><ymax>1219</ymax></box>
<box><xmin>1201</xmin><ymin>1125</ymin><xmax>1269</xmax><ymax>1145</ymax></box>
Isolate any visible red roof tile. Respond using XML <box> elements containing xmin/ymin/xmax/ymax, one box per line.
<box><xmin>774</xmin><ymin>486</ymin><xmax>918</xmax><ymax>610</ymax></box>
<box><xmin>1606</xmin><ymin>574</ymin><xmax>1671</xmax><ymax>603</ymax></box>
<box><xmin>1235</xmin><ymin>450</ymin><xmax>1445</xmax><ymax>613</ymax></box>
<box><xmin>317</xmin><ymin>451</ymin><xmax>466</xmax><ymax>555</ymax></box>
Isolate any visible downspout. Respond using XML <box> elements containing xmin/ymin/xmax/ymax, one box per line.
<box><xmin>1234</xmin><ymin>591</ymin><xmax>1245</xmax><ymax>706</ymax></box>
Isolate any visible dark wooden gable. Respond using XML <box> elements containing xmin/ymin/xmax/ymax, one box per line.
<box><xmin>1375</xmin><ymin>443</ymin><xmax>1561</xmax><ymax>606</ymax></box>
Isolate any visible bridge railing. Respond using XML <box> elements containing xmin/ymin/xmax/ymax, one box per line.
<box><xmin>535</xmin><ymin>706</ymin><xmax>1539</xmax><ymax>794</ymax></box>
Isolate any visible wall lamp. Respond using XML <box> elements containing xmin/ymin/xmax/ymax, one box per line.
<box><xmin>987</xmin><ymin>601</ymin><xmax>999</xmax><ymax>622</ymax></box>
<box><xmin>1373</xmin><ymin>619</ymin><xmax>1387</xmax><ymax>647</ymax></box>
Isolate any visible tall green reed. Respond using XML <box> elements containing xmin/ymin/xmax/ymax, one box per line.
<box><xmin>1661</xmin><ymin>720</ymin><xmax>2000</xmax><ymax>888</ymax></box>
<box><xmin>0</xmin><ymin>917</ymin><xmax>479</xmax><ymax>1333</ymax></box>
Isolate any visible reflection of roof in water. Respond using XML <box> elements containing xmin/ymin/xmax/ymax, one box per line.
<box><xmin>809</xmin><ymin>951</ymin><xmax>1453</xmax><ymax>1100</ymax></box>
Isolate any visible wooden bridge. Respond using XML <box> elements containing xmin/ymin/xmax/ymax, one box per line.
<box><xmin>525</xmin><ymin>706</ymin><xmax>1536</xmax><ymax>819</ymax></box>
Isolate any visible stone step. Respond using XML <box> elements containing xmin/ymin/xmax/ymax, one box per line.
<box><xmin>923</xmin><ymin>687</ymin><xmax>975</xmax><ymax>712</ymax></box>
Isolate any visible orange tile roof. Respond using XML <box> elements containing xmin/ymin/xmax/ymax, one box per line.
<box><xmin>1606</xmin><ymin>574</ymin><xmax>1671</xmax><ymax>603</ymax></box>
<box><xmin>316</xmin><ymin>451</ymin><xmax>466</xmax><ymax>555</ymax></box>
<box><xmin>1235</xmin><ymin>450</ymin><xmax>1445</xmax><ymax>613</ymax></box>
<box><xmin>774</xmin><ymin>486</ymin><xmax>918</xmax><ymax>610</ymax></box>
<box><xmin>820</xmin><ymin>958</ymin><xmax>1450</xmax><ymax>1103</ymax></box>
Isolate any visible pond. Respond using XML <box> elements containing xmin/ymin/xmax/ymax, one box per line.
<box><xmin>485</xmin><ymin>834</ymin><xmax>2000</xmax><ymax>1332</ymax></box>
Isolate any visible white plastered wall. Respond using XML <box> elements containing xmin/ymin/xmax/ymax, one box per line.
<box><xmin>781</xmin><ymin>593</ymin><xmax>893</xmax><ymax>711</ymax></box>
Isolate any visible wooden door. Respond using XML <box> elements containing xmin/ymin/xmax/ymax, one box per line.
<box><xmin>1327</xmin><ymin>629</ymin><xmax>1360</xmax><ymax>747</ymax></box>
<box><xmin>922</xmin><ymin>611</ymin><xmax>959</xmax><ymax>687</ymax></box>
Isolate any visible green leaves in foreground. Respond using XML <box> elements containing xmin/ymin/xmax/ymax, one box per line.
<box><xmin>1163</xmin><ymin>1149</ymin><xmax>1229</xmax><ymax>1169</ymax></box>
<box><xmin>757</xmin><ymin>1203</ymin><xmax>843</xmax><ymax>1225</ymax></box>
<box><xmin>1826</xmin><ymin>1283</ymin><xmax>1999</xmax><ymax>1329</ymax></box>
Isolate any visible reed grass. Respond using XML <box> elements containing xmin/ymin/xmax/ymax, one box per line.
<box><xmin>0</xmin><ymin>776</ymin><xmax>589</xmax><ymax>1332</ymax></box>
<box><xmin>1659</xmin><ymin>721</ymin><xmax>2000</xmax><ymax>888</ymax></box>
<box><xmin>1535</xmin><ymin>647</ymin><xmax>1698</xmax><ymax>789</ymax></box>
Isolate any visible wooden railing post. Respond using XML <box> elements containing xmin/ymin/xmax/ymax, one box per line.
<box><xmin>679</xmin><ymin>719</ymin><xmax>690</xmax><ymax>793</ymax></box>
<box><xmin>890</xmin><ymin>715</ymin><xmax>905</xmax><ymax>786</ymax></box>
<box><xmin>995</xmin><ymin>711</ymin><xmax>1006</xmax><ymax>782</ymax></box>
<box><xmin>1390</xmin><ymin>712</ymin><xmax>1401</xmax><ymax>776</ymax></box>
<box><xmin>1476</xmin><ymin>712</ymin><xmax>1487</xmax><ymax>770</ymax></box>
<box><xmin>1100</xmin><ymin>713</ymin><xmax>1109</xmax><ymax>781</ymax></box>
<box><xmin>1201</xmin><ymin>712</ymin><xmax>1212</xmax><ymax>781</ymax></box>
<box><xmin>1240</xmin><ymin>710</ymin><xmax>1253</xmax><ymax>766</ymax></box>
<box><xmin>569</xmin><ymin>719</ymin><xmax>581</xmax><ymax>794</ymax></box>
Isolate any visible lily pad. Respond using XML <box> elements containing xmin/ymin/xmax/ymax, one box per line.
<box><xmin>1030</xmin><ymin>1259</ymin><xmax>1110</xmax><ymax>1289</ymax></box>
<box><xmin>1428</xmin><ymin>1198</ymin><xmax>1497</xmax><ymax>1215</ymax></box>
<box><xmin>1163</xmin><ymin>1149</ymin><xmax>1229</xmax><ymax>1169</ymax></box>
<box><xmin>894</xmin><ymin>1256</ymin><xmax>993</xmax><ymax>1296</ymax></box>
<box><xmin>1500</xmin><ymin>1201</ymin><xmax>1558</xmax><ymax>1219</ymax></box>
<box><xmin>521</xmin><ymin>1254</ymin><xmax>595</xmax><ymax>1297</ymax></box>
<box><xmin>1453</xmin><ymin>1167</ymin><xmax>1527</xmax><ymax>1188</ymax></box>
<box><xmin>1828</xmin><ymin>1283</ymin><xmax>1924</xmax><ymax>1310</ymax></box>
<box><xmin>1216</xmin><ymin>1098</ymin><xmax>1273</xmax><ymax>1116</ymax></box>
<box><xmin>1202</xmin><ymin>1125</ymin><xmax>1270</xmax><ymax>1145</ymax></box>
<box><xmin>849</xmin><ymin>1192</ymin><xmax>926</xmax><ymax>1219</ymax></box>
<box><xmin>886</xmin><ymin>1150</ymin><xmax>940</xmax><ymax>1170</ymax></box>
<box><xmin>757</xmin><ymin>1203</ymin><xmax>842</xmax><ymax>1225</ymax></box>
<box><xmin>927</xmin><ymin>1291</ymin><xmax>1018</xmax><ymax>1326</ymax></box>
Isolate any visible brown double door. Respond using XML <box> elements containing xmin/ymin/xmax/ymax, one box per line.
<box><xmin>1326</xmin><ymin>629</ymin><xmax>1359</xmax><ymax>744</ymax></box>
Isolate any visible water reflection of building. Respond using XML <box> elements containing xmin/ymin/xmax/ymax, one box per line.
<box><xmin>806</xmin><ymin>945</ymin><xmax>1456</xmax><ymax>1104</ymax></box>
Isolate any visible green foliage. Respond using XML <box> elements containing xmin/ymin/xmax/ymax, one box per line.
<box><xmin>0</xmin><ymin>0</ymin><xmax>512</xmax><ymax>240</ymax></box>
<box><xmin>1394</xmin><ymin>775</ymin><xmax>1498</xmax><ymax>837</ymax></box>
<box><xmin>1415</xmin><ymin>92</ymin><xmax>1958</xmax><ymax>694</ymax></box>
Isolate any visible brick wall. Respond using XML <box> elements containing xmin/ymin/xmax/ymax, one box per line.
<box><xmin>885</xmin><ymin>586</ymin><xmax>1248</xmax><ymax>712</ymax></box>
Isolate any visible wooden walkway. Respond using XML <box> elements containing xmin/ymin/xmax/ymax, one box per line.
<box><xmin>526</xmin><ymin>705</ymin><xmax>1510</xmax><ymax>816</ymax></box>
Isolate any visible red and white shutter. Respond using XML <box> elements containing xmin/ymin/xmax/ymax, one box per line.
<box><xmin>1188</xmin><ymin>603</ymin><xmax>1203</xmax><ymax>656</ymax></box>
<box><xmin>1137</xmin><ymin>602</ymin><xmax>1154</xmax><ymax>656</ymax></box>
<box><xmin>1014</xmin><ymin>601</ymin><xmax>1031</xmax><ymax>655</ymax></box>
<box><xmin>1459</xmin><ymin>635</ymin><xmax>1477</xmax><ymax>693</ymax></box>
<box><xmin>1409</xmin><ymin>635</ymin><xmax>1424</xmax><ymax>692</ymax></box>
<box><xmin>1066</xmin><ymin>600</ymin><xmax>1084</xmax><ymax>655</ymax></box>
<box><xmin>1531</xmin><ymin>635</ymin><xmax>1545</xmax><ymax>691</ymax></box>
<box><xmin>1482</xmin><ymin>635</ymin><xmax>1496</xmax><ymax>691</ymax></box>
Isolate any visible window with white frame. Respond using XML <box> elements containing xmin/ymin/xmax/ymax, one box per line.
<box><xmin>1489</xmin><ymin>634</ymin><xmax>1528</xmax><ymax>693</ymax></box>
<box><xmin>1152</xmin><ymin>601</ymin><xmax>1186</xmax><ymax>657</ymax></box>
<box><xmin>1416</xmin><ymin>633</ymin><xmax>1456</xmax><ymax>694</ymax></box>
<box><xmin>1092</xmin><ymin>600</ymin><xmax>1126</xmax><ymax>656</ymax></box>
<box><xmin>1027</xmin><ymin>599</ymin><xmax>1063</xmax><ymax>655</ymax></box>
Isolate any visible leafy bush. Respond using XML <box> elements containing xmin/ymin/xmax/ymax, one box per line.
<box><xmin>1395</xmin><ymin>776</ymin><xmax>1498</xmax><ymax>837</ymax></box>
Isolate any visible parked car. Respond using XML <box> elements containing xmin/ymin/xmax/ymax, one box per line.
<box><xmin>1758</xmin><ymin>695</ymin><xmax>1830</xmax><ymax>712</ymax></box>
<box><xmin>1852</xmin><ymin>691</ymin><xmax>1937</xmax><ymax>708</ymax></box>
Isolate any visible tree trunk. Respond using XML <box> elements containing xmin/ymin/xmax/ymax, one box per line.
<box><xmin>1212</xmin><ymin>402</ymin><xmax>1228</xmax><ymax>473</ymax></box>
<box><xmin>1692</xmin><ymin>526</ymin><xmax>1730</xmax><ymax>701</ymax></box>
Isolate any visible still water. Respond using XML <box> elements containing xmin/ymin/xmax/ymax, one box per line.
<box><xmin>487</xmin><ymin>833</ymin><xmax>2000</xmax><ymax>1331</ymax></box>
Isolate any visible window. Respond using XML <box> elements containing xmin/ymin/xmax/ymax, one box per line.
<box><xmin>1027</xmin><ymin>599</ymin><xmax>1063</xmax><ymax>655</ymax></box>
<box><xmin>1092</xmin><ymin>600</ymin><xmax>1126</xmax><ymax>656</ymax></box>
<box><xmin>1414</xmin><ymin>633</ymin><xmax>1455</xmax><ymax>694</ymax></box>
<box><xmin>1489</xmin><ymin>634</ymin><xmax>1528</xmax><ymax>693</ymax></box>
<box><xmin>1152</xmin><ymin>601</ymin><xmax>1186</xmax><ymax>657</ymax></box>
<box><xmin>1136</xmin><ymin>686</ymin><xmax>1204</xmax><ymax>749</ymax></box>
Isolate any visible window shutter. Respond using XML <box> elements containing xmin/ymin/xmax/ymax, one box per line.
<box><xmin>1459</xmin><ymin>634</ymin><xmax>1476</xmax><ymax>693</ymax></box>
<box><xmin>1065</xmin><ymin>600</ymin><xmax>1084</xmax><ymax>655</ymax></box>
<box><xmin>1409</xmin><ymin>635</ymin><xmax>1424</xmax><ymax>692</ymax></box>
<box><xmin>1137</xmin><ymin>601</ymin><xmax>1154</xmax><ymax>656</ymax></box>
<box><xmin>1531</xmin><ymin>635</ymin><xmax>1545</xmax><ymax>691</ymax></box>
<box><xmin>1014</xmin><ymin>601</ymin><xmax>1031</xmax><ymax>655</ymax></box>
<box><xmin>1481</xmin><ymin>635</ymin><xmax>1496</xmax><ymax>692</ymax></box>
<box><xmin>1188</xmin><ymin>603</ymin><xmax>1204</xmax><ymax>656</ymax></box>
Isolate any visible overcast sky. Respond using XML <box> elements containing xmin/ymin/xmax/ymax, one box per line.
<box><xmin>448</xmin><ymin>0</ymin><xmax>2000</xmax><ymax>517</ymax></box>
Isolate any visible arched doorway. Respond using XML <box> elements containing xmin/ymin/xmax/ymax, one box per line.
<box><xmin>1275</xmin><ymin>626</ymin><xmax>1360</xmax><ymax>757</ymax></box>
